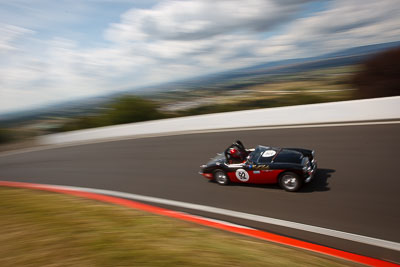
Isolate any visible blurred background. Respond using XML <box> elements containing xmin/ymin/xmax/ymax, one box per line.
<box><xmin>0</xmin><ymin>0</ymin><xmax>399</xmax><ymax>149</ymax></box>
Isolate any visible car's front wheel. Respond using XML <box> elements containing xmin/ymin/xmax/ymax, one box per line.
<box><xmin>279</xmin><ymin>172</ymin><xmax>302</xmax><ymax>192</ymax></box>
<box><xmin>213</xmin><ymin>169</ymin><xmax>230</xmax><ymax>185</ymax></box>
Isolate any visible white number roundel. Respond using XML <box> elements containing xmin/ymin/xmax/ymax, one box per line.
<box><xmin>235</xmin><ymin>169</ymin><xmax>250</xmax><ymax>182</ymax></box>
<box><xmin>262</xmin><ymin>150</ymin><xmax>276</xmax><ymax>157</ymax></box>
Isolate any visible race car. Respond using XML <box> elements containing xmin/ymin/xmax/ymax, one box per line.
<box><xmin>199</xmin><ymin>140</ymin><xmax>317</xmax><ymax>192</ymax></box>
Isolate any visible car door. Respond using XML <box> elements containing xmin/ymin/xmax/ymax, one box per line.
<box><xmin>252</xmin><ymin>149</ymin><xmax>280</xmax><ymax>184</ymax></box>
<box><xmin>252</xmin><ymin>164</ymin><xmax>282</xmax><ymax>184</ymax></box>
<box><xmin>229</xmin><ymin>164</ymin><xmax>280</xmax><ymax>184</ymax></box>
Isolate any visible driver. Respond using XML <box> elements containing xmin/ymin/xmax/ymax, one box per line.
<box><xmin>228</xmin><ymin>147</ymin><xmax>245</xmax><ymax>163</ymax></box>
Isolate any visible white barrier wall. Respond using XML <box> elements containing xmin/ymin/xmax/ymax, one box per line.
<box><xmin>40</xmin><ymin>96</ymin><xmax>400</xmax><ymax>145</ymax></box>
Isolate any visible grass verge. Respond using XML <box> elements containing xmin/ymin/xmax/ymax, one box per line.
<box><xmin>0</xmin><ymin>187</ymin><xmax>358</xmax><ymax>267</ymax></box>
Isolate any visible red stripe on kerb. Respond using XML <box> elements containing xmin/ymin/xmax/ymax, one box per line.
<box><xmin>0</xmin><ymin>181</ymin><xmax>398</xmax><ymax>267</ymax></box>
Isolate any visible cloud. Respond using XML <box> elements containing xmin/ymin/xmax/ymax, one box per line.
<box><xmin>0</xmin><ymin>24</ymin><xmax>34</xmax><ymax>52</ymax></box>
<box><xmin>105</xmin><ymin>0</ymin><xmax>312</xmax><ymax>42</ymax></box>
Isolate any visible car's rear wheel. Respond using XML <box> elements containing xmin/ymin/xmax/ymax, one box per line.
<box><xmin>279</xmin><ymin>172</ymin><xmax>302</xmax><ymax>192</ymax></box>
<box><xmin>213</xmin><ymin>169</ymin><xmax>230</xmax><ymax>185</ymax></box>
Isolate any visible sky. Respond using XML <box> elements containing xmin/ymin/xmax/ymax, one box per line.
<box><xmin>0</xmin><ymin>0</ymin><xmax>399</xmax><ymax>115</ymax></box>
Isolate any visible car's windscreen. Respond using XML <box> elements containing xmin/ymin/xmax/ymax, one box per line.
<box><xmin>247</xmin><ymin>147</ymin><xmax>262</xmax><ymax>163</ymax></box>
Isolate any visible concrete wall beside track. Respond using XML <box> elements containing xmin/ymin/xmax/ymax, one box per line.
<box><xmin>40</xmin><ymin>96</ymin><xmax>400</xmax><ymax>145</ymax></box>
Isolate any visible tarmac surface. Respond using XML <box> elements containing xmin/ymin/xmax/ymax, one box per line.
<box><xmin>1</xmin><ymin>123</ymin><xmax>399</xmax><ymax>263</ymax></box>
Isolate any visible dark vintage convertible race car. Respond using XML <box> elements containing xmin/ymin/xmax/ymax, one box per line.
<box><xmin>199</xmin><ymin>140</ymin><xmax>317</xmax><ymax>192</ymax></box>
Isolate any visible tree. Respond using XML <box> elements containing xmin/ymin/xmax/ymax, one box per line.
<box><xmin>0</xmin><ymin>128</ymin><xmax>14</xmax><ymax>144</ymax></box>
<box><xmin>106</xmin><ymin>96</ymin><xmax>165</xmax><ymax>125</ymax></box>
<box><xmin>352</xmin><ymin>47</ymin><xmax>400</xmax><ymax>99</ymax></box>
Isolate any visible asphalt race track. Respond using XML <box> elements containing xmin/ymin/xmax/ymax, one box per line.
<box><xmin>1</xmin><ymin>123</ymin><xmax>399</xmax><ymax>263</ymax></box>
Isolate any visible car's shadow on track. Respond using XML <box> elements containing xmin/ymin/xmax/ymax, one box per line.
<box><xmin>298</xmin><ymin>168</ymin><xmax>335</xmax><ymax>193</ymax></box>
<box><xmin>208</xmin><ymin>168</ymin><xmax>335</xmax><ymax>193</ymax></box>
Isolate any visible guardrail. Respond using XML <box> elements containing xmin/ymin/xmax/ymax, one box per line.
<box><xmin>39</xmin><ymin>96</ymin><xmax>400</xmax><ymax>145</ymax></box>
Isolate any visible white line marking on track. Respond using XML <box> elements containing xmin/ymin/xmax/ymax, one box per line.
<box><xmin>1</xmin><ymin>120</ymin><xmax>400</xmax><ymax>158</ymax></box>
<box><xmin>41</xmin><ymin>183</ymin><xmax>400</xmax><ymax>252</ymax></box>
